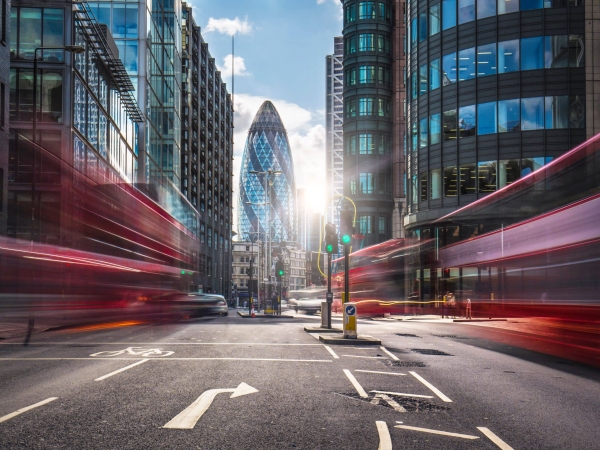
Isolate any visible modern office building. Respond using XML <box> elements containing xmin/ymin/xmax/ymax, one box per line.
<box><xmin>403</xmin><ymin>0</ymin><xmax>598</xmax><ymax>241</ymax></box>
<box><xmin>325</xmin><ymin>36</ymin><xmax>344</xmax><ymax>232</ymax></box>
<box><xmin>232</xmin><ymin>240</ymin><xmax>263</xmax><ymax>304</ymax></box>
<box><xmin>238</xmin><ymin>100</ymin><xmax>297</xmax><ymax>245</ymax></box>
<box><xmin>8</xmin><ymin>1</ymin><xmax>144</xmax><ymax>242</ymax></box>
<box><xmin>341</xmin><ymin>0</ymin><xmax>395</xmax><ymax>247</ymax></box>
<box><xmin>0</xmin><ymin>0</ymin><xmax>9</xmax><ymax>235</ymax></box>
<box><xmin>180</xmin><ymin>3</ymin><xmax>233</xmax><ymax>295</ymax></box>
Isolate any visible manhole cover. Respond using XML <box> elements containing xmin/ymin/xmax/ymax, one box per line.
<box><xmin>388</xmin><ymin>361</ymin><xmax>427</xmax><ymax>367</ymax></box>
<box><xmin>396</xmin><ymin>333</ymin><xmax>420</xmax><ymax>337</ymax></box>
<box><xmin>411</xmin><ymin>349</ymin><xmax>453</xmax><ymax>356</ymax></box>
<box><xmin>336</xmin><ymin>392</ymin><xmax>450</xmax><ymax>412</ymax></box>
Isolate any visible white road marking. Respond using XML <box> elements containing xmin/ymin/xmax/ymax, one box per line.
<box><xmin>0</xmin><ymin>342</ymin><xmax>322</xmax><ymax>346</ymax></box>
<box><xmin>164</xmin><ymin>383</ymin><xmax>258</xmax><ymax>429</ymax></box>
<box><xmin>355</xmin><ymin>370</ymin><xmax>406</xmax><ymax>376</ymax></box>
<box><xmin>376</xmin><ymin>421</ymin><xmax>393</xmax><ymax>450</ymax></box>
<box><xmin>343</xmin><ymin>369</ymin><xmax>369</xmax><ymax>398</ymax></box>
<box><xmin>395</xmin><ymin>425</ymin><xmax>479</xmax><ymax>439</ymax></box>
<box><xmin>380</xmin><ymin>346</ymin><xmax>399</xmax><ymax>361</ymax></box>
<box><xmin>370</xmin><ymin>390</ymin><xmax>434</xmax><ymax>399</ymax></box>
<box><xmin>0</xmin><ymin>357</ymin><xmax>331</xmax><ymax>362</ymax></box>
<box><xmin>0</xmin><ymin>397</ymin><xmax>58</xmax><ymax>424</ymax></box>
<box><xmin>477</xmin><ymin>427</ymin><xmax>514</xmax><ymax>450</ymax></box>
<box><xmin>94</xmin><ymin>359</ymin><xmax>149</xmax><ymax>381</ymax></box>
<box><xmin>324</xmin><ymin>346</ymin><xmax>339</xmax><ymax>359</ymax></box>
<box><xmin>409</xmin><ymin>371</ymin><xmax>453</xmax><ymax>402</ymax></box>
<box><xmin>342</xmin><ymin>355</ymin><xmax>387</xmax><ymax>359</ymax></box>
<box><xmin>371</xmin><ymin>394</ymin><xmax>407</xmax><ymax>412</ymax></box>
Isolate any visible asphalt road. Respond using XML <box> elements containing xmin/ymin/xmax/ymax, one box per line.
<box><xmin>0</xmin><ymin>312</ymin><xmax>599</xmax><ymax>449</ymax></box>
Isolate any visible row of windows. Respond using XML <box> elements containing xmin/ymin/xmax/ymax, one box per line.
<box><xmin>410</xmin><ymin>0</ymin><xmax>582</xmax><ymax>48</ymax></box>
<box><xmin>345</xmin><ymin>66</ymin><xmax>391</xmax><ymax>86</ymax></box>
<box><xmin>345</xmin><ymin>133</ymin><xmax>391</xmax><ymax>155</ymax></box>
<box><xmin>344</xmin><ymin>2</ymin><xmax>391</xmax><ymax>24</ymax></box>
<box><xmin>345</xmin><ymin>33</ymin><xmax>391</xmax><ymax>55</ymax></box>
<box><xmin>351</xmin><ymin>215</ymin><xmax>388</xmax><ymax>235</ymax></box>
<box><xmin>9</xmin><ymin>68</ymin><xmax>63</xmax><ymax>123</ymax></box>
<box><xmin>413</xmin><ymin>157</ymin><xmax>552</xmax><ymax>204</ymax></box>
<box><xmin>410</xmin><ymin>96</ymin><xmax>584</xmax><ymax>150</ymax></box>
<box><xmin>345</xmin><ymin>97</ymin><xmax>391</xmax><ymax>118</ymax></box>
<box><xmin>349</xmin><ymin>172</ymin><xmax>392</xmax><ymax>195</ymax></box>
<box><xmin>10</xmin><ymin>7</ymin><xmax>64</xmax><ymax>61</ymax></box>
<box><xmin>408</xmin><ymin>35</ymin><xmax>584</xmax><ymax>100</ymax></box>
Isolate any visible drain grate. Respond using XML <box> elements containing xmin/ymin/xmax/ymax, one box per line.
<box><xmin>411</xmin><ymin>349</ymin><xmax>453</xmax><ymax>356</ymax></box>
<box><xmin>388</xmin><ymin>360</ymin><xmax>427</xmax><ymax>367</ymax></box>
<box><xmin>396</xmin><ymin>333</ymin><xmax>420</xmax><ymax>338</ymax></box>
<box><xmin>336</xmin><ymin>392</ymin><xmax>450</xmax><ymax>412</ymax></box>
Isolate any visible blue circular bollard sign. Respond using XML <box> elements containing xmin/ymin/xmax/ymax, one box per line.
<box><xmin>345</xmin><ymin>305</ymin><xmax>356</xmax><ymax>316</ymax></box>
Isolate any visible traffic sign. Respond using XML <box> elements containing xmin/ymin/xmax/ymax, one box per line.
<box><xmin>343</xmin><ymin>302</ymin><xmax>357</xmax><ymax>339</ymax></box>
<box><xmin>345</xmin><ymin>304</ymin><xmax>356</xmax><ymax>316</ymax></box>
<box><xmin>326</xmin><ymin>292</ymin><xmax>333</xmax><ymax>302</ymax></box>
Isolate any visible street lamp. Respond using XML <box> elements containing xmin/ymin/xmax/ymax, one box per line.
<box><xmin>31</xmin><ymin>45</ymin><xmax>84</xmax><ymax>241</ymax></box>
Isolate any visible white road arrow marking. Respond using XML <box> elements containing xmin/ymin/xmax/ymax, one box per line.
<box><xmin>370</xmin><ymin>394</ymin><xmax>407</xmax><ymax>412</ymax></box>
<box><xmin>163</xmin><ymin>382</ymin><xmax>258</xmax><ymax>429</ymax></box>
<box><xmin>370</xmin><ymin>390</ymin><xmax>434</xmax><ymax>399</ymax></box>
<box><xmin>376</xmin><ymin>421</ymin><xmax>393</xmax><ymax>450</ymax></box>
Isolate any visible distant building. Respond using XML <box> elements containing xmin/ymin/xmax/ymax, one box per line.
<box><xmin>231</xmin><ymin>241</ymin><xmax>264</xmax><ymax>305</ymax></box>
<box><xmin>238</xmin><ymin>101</ymin><xmax>297</xmax><ymax>244</ymax></box>
<box><xmin>326</xmin><ymin>36</ymin><xmax>344</xmax><ymax>232</ymax></box>
<box><xmin>285</xmin><ymin>246</ymin><xmax>306</xmax><ymax>291</ymax></box>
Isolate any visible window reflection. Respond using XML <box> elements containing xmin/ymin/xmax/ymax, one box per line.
<box><xmin>359</xmin><ymin>173</ymin><xmax>375</xmax><ymax>194</ymax></box>
<box><xmin>443</xmin><ymin>52</ymin><xmax>457</xmax><ymax>84</ymax></box>
<box><xmin>498</xmin><ymin>159</ymin><xmax>520</xmax><ymax>189</ymax></box>
<box><xmin>345</xmin><ymin>35</ymin><xmax>356</xmax><ymax>54</ymax></box>
<box><xmin>569</xmin><ymin>35</ymin><xmax>584</xmax><ymax>68</ymax></box>
<box><xmin>419</xmin><ymin>64</ymin><xmax>428</xmax><ymax>95</ymax></box>
<box><xmin>498</xmin><ymin>0</ymin><xmax>520</xmax><ymax>14</ymax></box>
<box><xmin>478</xmin><ymin>161</ymin><xmax>497</xmax><ymax>194</ymax></box>
<box><xmin>477</xmin><ymin>0</ymin><xmax>496</xmax><ymax>18</ymax></box>
<box><xmin>430</xmin><ymin>58</ymin><xmax>441</xmax><ymax>90</ymax></box>
<box><xmin>419</xmin><ymin>117</ymin><xmax>428</xmax><ymax>148</ymax></box>
<box><xmin>545</xmin><ymin>35</ymin><xmax>569</xmax><ymax>68</ymax></box>
<box><xmin>498</xmin><ymin>99</ymin><xmax>520</xmax><ymax>132</ymax></box>
<box><xmin>411</xmin><ymin>17</ymin><xmax>418</xmax><ymax>47</ymax></box>
<box><xmin>459</xmin><ymin>163</ymin><xmax>476</xmax><ymax>195</ymax></box>
<box><xmin>570</xmin><ymin>95</ymin><xmax>585</xmax><ymax>128</ymax></box>
<box><xmin>498</xmin><ymin>39</ymin><xmax>519</xmax><ymax>73</ymax></box>
<box><xmin>521</xmin><ymin>97</ymin><xmax>544</xmax><ymax>130</ymax></box>
<box><xmin>358</xmin><ymin>2</ymin><xmax>376</xmax><ymax>19</ymax></box>
<box><xmin>477</xmin><ymin>43</ymin><xmax>496</xmax><ymax>76</ymax></box>
<box><xmin>521</xmin><ymin>37</ymin><xmax>544</xmax><ymax>70</ymax></box>
<box><xmin>430</xmin><ymin>3</ymin><xmax>441</xmax><ymax>36</ymax></box>
<box><xmin>444</xmin><ymin>166</ymin><xmax>458</xmax><ymax>197</ymax></box>
<box><xmin>430</xmin><ymin>113</ymin><xmax>441</xmax><ymax>144</ymax></box>
<box><xmin>442</xmin><ymin>0</ymin><xmax>457</xmax><ymax>30</ymax></box>
<box><xmin>419</xmin><ymin>12</ymin><xmax>428</xmax><ymax>42</ymax></box>
<box><xmin>521</xmin><ymin>157</ymin><xmax>544</xmax><ymax>177</ymax></box>
<box><xmin>458</xmin><ymin>0</ymin><xmax>475</xmax><ymax>24</ymax></box>
<box><xmin>431</xmin><ymin>168</ymin><xmax>441</xmax><ymax>200</ymax></box>
<box><xmin>545</xmin><ymin>96</ymin><xmax>569</xmax><ymax>129</ymax></box>
<box><xmin>359</xmin><ymin>134</ymin><xmax>374</xmax><ymax>154</ymax></box>
<box><xmin>477</xmin><ymin>101</ymin><xmax>497</xmax><ymax>135</ymax></box>
<box><xmin>521</xmin><ymin>0</ymin><xmax>543</xmax><ymax>10</ymax></box>
<box><xmin>420</xmin><ymin>172</ymin><xmax>428</xmax><ymax>201</ymax></box>
<box><xmin>458</xmin><ymin>47</ymin><xmax>476</xmax><ymax>80</ymax></box>
<box><xmin>459</xmin><ymin>105</ymin><xmax>476</xmax><ymax>137</ymax></box>
<box><xmin>359</xmin><ymin>33</ymin><xmax>375</xmax><ymax>51</ymax></box>
<box><xmin>359</xmin><ymin>65</ymin><xmax>376</xmax><ymax>83</ymax></box>
<box><xmin>443</xmin><ymin>109</ymin><xmax>457</xmax><ymax>140</ymax></box>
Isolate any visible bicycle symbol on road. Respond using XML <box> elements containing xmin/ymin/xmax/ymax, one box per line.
<box><xmin>90</xmin><ymin>347</ymin><xmax>174</xmax><ymax>357</ymax></box>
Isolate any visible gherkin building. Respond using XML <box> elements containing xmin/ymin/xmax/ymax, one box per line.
<box><xmin>238</xmin><ymin>101</ymin><xmax>297</xmax><ymax>243</ymax></box>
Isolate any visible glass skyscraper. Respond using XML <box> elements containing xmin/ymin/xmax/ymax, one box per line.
<box><xmin>238</xmin><ymin>101</ymin><xmax>297</xmax><ymax>244</ymax></box>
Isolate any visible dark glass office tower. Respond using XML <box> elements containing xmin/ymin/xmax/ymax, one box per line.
<box><xmin>0</xmin><ymin>0</ymin><xmax>9</xmax><ymax>235</ymax></box>
<box><xmin>341</xmin><ymin>0</ymin><xmax>395</xmax><ymax>247</ymax></box>
<box><xmin>403</xmin><ymin>0</ymin><xmax>596</xmax><ymax>239</ymax></box>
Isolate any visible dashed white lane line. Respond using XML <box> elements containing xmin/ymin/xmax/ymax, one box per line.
<box><xmin>0</xmin><ymin>397</ymin><xmax>58</xmax><ymax>424</ymax></box>
<box><xmin>477</xmin><ymin>427</ymin><xmax>514</xmax><ymax>450</ymax></box>
<box><xmin>376</xmin><ymin>421</ymin><xmax>393</xmax><ymax>450</ymax></box>
<box><xmin>343</xmin><ymin>369</ymin><xmax>369</xmax><ymax>398</ymax></box>
<box><xmin>355</xmin><ymin>370</ymin><xmax>406</xmax><ymax>376</ymax></box>
<box><xmin>95</xmin><ymin>359</ymin><xmax>149</xmax><ymax>381</ymax></box>
<box><xmin>380</xmin><ymin>346</ymin><xmax>399</xmax><ymax>361</ymax></box>
<box><xmin>395</xmin><ymin>425</ymin><xmax>479</xmax><ymax>440</ymax></box>
<box><xmin>409</xmin><ymin>371</ymin><xmax>453</xmax><ymax>402</ymax></box>
<box><xmin>0</xmin><ymin>358</ymin><xmax>331</xmax><ymax>362</ymax></box>
<box><xmin>342</xmin><ymin>355</ymin><xmax>387</xmax><ymax>359</ymax></box>
<box><xmin>370</xmin><ymin>390</ymin><xmax>434</xmax><ymax>399</ymax></box>
<box><xmin>324</xmin><ymin>346</ymin><xmax>339</xmax><ymax>359</ymax></box>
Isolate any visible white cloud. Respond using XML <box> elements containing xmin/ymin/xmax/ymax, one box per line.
<box><xmin>231</xmin><ymin>94</ymin><xmax>326</xmax><ymax>231</ymax></box>
<box><xmin>316</xmin><ymin>0</ymin><xmax>343</xmax><ymax>20</ymax></box>
<box><xmin>205</xmin><ymin>17</ymin><xmax>253</xmax><ymax>36</ymax></box>
<box><xmin>217</xmin><ymin>55</ymin><xmax>250</xmax><ymax>78</ymax></box>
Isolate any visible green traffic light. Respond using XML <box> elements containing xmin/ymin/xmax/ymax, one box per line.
<box><xmin>278</xmin><ymin>270</ymin><xmax>284</xmax><ymax>276</ymax></box>
<box><xmin>341</xmin><ymin>234</ymin><xmax>351</xmax><ymax>244</ymax></box>
<box><xmin>326</xmin><ymin>244</ymin><xmax>333</xmax><ymax>253</ymax></box>
<box><xmin>181</xmin><ymin>270</ymin><xmax>186</xmax><ymax>275</ymax></box>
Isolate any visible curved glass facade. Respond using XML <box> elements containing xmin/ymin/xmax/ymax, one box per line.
<box><xmin>405</xmin><ymin>0</ymin><xmax>586</xmax><ymax>232</ymax></box>
<box><xmin>342</xmin><ymin>0</ymin><xmax>394</xmax><ymax>247</ymax></box>
<box><xmin>238</xmin><ymin>101</ymin><xmax>297</xmax><ymax>244</ymax></box>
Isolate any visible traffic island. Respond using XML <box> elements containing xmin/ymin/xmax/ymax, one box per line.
<box><xmin>453</xmin><ymin>318</ymin><xmax>507</xmax><ymax>322</ymax></box>
<box><xmin>237</xmin><ymin>311</ymin><xmax>294</xmax><ymax>318</ymax></box>
<box><xmin>318</xmin><ymin>333</ymin><xmax>381</xmax><ymax>345</ymax></box>
<box><xmin>303</xmin><ymin>326</ymin><xmax>342</xmax><ymax>333</ymax></box>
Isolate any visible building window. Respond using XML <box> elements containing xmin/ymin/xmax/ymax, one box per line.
<box><xmin>10</xmin><ymin>8</ymin><xmax>65</xmax><ymax>61</ymax></box>
<box><xmin>430</xmin><ymin>113</ymin><xmax>441</xmax><ymax>144</ymax></box>
<box><xmin>379</xmin><ymin>172</ymin><xmax>390</xmax><ymax>194</ymax></box>
<box><xmin>521</xmin><ymin>37</ymin><xmax>544</xmax><ymax>70</ymax></box>
<box><xmin>9</xmin><ymin>68</ymin><xmax>63</xmax><ymax>123</ymax></box>
<box><xmin>431</xmin><ymin>169</ymin><xmax>441</xmax><ymax>200</ymax></box>
<box><xmin>430</xmin><ymin>3</ymin><xmax>441</xmax><ymax>36</ymax></box>
<box><xmin>458</xmin><ymin>47</ymin><xmax>476</xmax><ymax>81</ymax></box>
<box><xmin>498</xmin><ymin>39</ymin><xmax>520</xmax><ymax>73</ymax></box>
<box><xmin>359</xmin><ymin>33</ymin><xmax>375</xmax><ymax>52</ymax></box>
<box><xmin>477</xmin><ymin>0</ymin><xmax>496</xmax><ymax>19</ymax></box>
<box><xmin>359</xmin><ymin>134</ymin><xmax>374</xmax><ymax>154</ymax></box>
<box><xmin>444</xmin><ymin>166</ymin><xmax>457</xmax><ymax>197</ymax></box>
<box><xmin>0</xmin><ymin>83</ymin><xmax>5</xmax><ymax>129</ymax></box>
<box><xmin>346</xmin><ymin>68</ymin><xmax>356</xmax><ymax>86</ymax></box>
<box><xmin>498</xmin><ymin>99</ymin><xmax>520</xmax><ymax>132</ymax></box>
<box><xmin>410</xmin><ymin>17</ymin><xmax>418</xmax><ymax>47</ymax></box>
<box><xmin>419</xmin><ymin>117</ymin><xmax>428</xmax><ymax>148</ymax></box>
<box><xmin>443</xmin><ymin>109</ymin><xmax>457</xmax><ymax>141</ymax></box>
<box><xmin>345</xmin><ymin>35</ymin><xmax>356</xmax><ymax>54</ymax></box>
<box><xmin>458</xmin><ymin>105</ymin><xmax>476</xmax><ymax>138</ymax></box>
<box><xmin>410</xmin><ymin>71</ymin><xmax>418</xmax><ymax>99</ymax></box>
<box><xmin>378</xmin><ymin>134</ymin><xmax>390</xmax><ymax>154</ymax></box>
<box><xmin>345</xmin><ymin>99</ymin><xmax>356</xmax><ymax>118</ymax></box>
<box><xmin>521</xmin><ymin>97</ymin><xmax>544</xmax><ymax>130</ymax></box>
<box><xmin>359</xmin><ymin>65</ymin><xmax>376</xmax><ymax>83</ymax></box>
<box><xmin>359</xmin><ymin>173</ymin><xmax>374</xmax><ymax>194</ymax></box>
<box><xmin>430</xmin><ymin>58</ymin><xmax>441</xmax><ymax>90</ymax></box>
<box><xmin>458</xmin><ymin>0</ymin><xmax>475</xmax><ymax>24</ymax></box>
<box><xmin>378</xmin><ymin>216</ymin><xmax>386</xmax><ymax>234</ymax></box>
<box><xmin>358</xmin><ymin>215</ymin><xmax>372</xmax><ymax>234</ymax></box>
<box><xmin>420</xmin><ymin>172</ymin><xmax>428</xmax><ymax>201</ymax></box>
<box><xmin>358</xmin><ymin>2</ymin><xmax>376</xmax><ymax>19</ymax></box>
<box><xmin>207</xmin><ymin>227</ymin><xmax>212</xmax><ymax>247</ymax></box>
<box><xmin>545</xmin><ymin>35</ymin><xmax>569</xmax><ymax>69</ymax></box>
<box><xmin>378</xmin><ymin>66</ymin><xmax>390</xmax><ymax>85</ymax></box>
<box><xmin>411</xmin><ymin>120</ymin><xmax>418</xmax><ymax>151</ymax></box>
<box><xmin>478</xmin><ymin>101</ymin><xmax>497</xmax><ymax>135</ymax></box>
<box><xmin>442</xmin><ymin>52</ymin><xmax>457</xmax><ymax>84</ymax></box>
<box><xmin>478</xmin><ymin>161</ymin><xmax>497</xmax><ymax>194</ymax></box>
<box><xmin>419</xmin><ymin>12</ymin><xmax>428</xmax><ymax>42</ymax></box>
<box><xmin>521</xmin><ymin>157</ymin><xmax>545</xmax><ymax>177</ymax></box>
<box><xmin>379</xmin><ymin>2</ymin><xmax>390</xmax><ymax>20</ymax></box>
<box><xmin>498</xmin><ymin>160</ymin><xmax>520</xmax><ymax>189</ymax></box>
<box><xmin>521</xmin><ymin>0</ymin><xmax>544</xmax><ymax>11</ymax></box>
<box><xmin>346</xmin><ymin>135</ymin><xmax>356</xmax><ymax>155</ymax></box>
<box><xmin>377</xmin><ymin>98</ymin><xmax>390</xmax><ymax>117</ymax></box>
<box><xmin>459</xmin><ymin>163</ymin><xmax>476</xmax><ymax>195</ymax></box>
<box><xmin>419</xmin><ymin>64</ymin><xmax>428</xmax><ymax>96</ymax></box>
<box><xmin>358</xmin><ymin>98</ymin><xmax>374</xmax><ymax>116</ymax></box>
<box><xmin>442</xmin><ymin>0</ymin><xmax>457</xmax><ymax>30</ymax></box>
<box><xmin>350</xmin><ymin>174</ymin><xmax>357</xmax><ymax>195</ymax></box>
<box><xmin>411</xmin><ymin>174</ymin><xmax>418</xmax><ymax>208</ymax></box>
<box><xmin>1</xmin><ymin>0</ymin><xmax>7</xmax><ymax>44</ymax></box>
<box><xmin>345</xmin><ymin>4</ymin><xmax>356</xmax><ymax>24</ymax></box>
<box><xmin>477</xmin><ymin>43</ymin><xmax>496</xmax><ymax>77</ymax></box>
<box><xmin>498</xmin><ymin>0</ymin><xmax>519</xmax><ymax>14</ymax></box>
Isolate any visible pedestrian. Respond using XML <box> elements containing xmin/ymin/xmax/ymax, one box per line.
<box><xmin>466</xmin><ymin>298</ymin><xmax>472</xmax><ymax>320</ymax></box>
<box><xmin>442</xmin><ymin>292</ymin><xmax>448</xmax><ymax>318</ymax></box>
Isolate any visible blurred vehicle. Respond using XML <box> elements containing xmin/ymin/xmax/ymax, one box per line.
<box><xmin>289</xmin><ymin>298</ymin><xmax>323</xmax><ymax>314</ymax></box>
<box><xmin>171</xmin><ymin>293</ymin><xmax>228</xmax><ymax>317</ymax></box>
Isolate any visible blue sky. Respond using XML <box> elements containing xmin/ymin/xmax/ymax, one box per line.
<box><xmin>188</xmin><ymin>0</ymin><xmax>343</xmax><ymax>224</ymax></box>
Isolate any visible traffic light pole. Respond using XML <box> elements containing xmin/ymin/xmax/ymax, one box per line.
<box><xmin>326</xmin><ymin>251</ymin><xmax>332</xmax><ymax>329</ymax></box>
<box><xmin>344</xmin><ymin>244</ymin><xmax>350</xmax><ymax>305</ymax></box>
